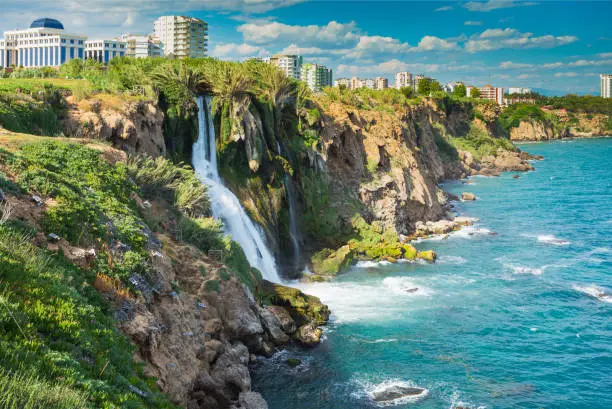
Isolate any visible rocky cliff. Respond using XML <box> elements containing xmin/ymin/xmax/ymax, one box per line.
<box><xmin>509</xmin><ymin>109</ymin><xmax>611</xmax><ymax>141</ymax></box>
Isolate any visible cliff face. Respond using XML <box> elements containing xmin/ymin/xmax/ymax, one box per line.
<box><xmin>62</xmin><ymin>97</ymin><xmax>167</xmax><ymax>157</ymax></box>
<box><xmin>509</xmin><ymin>109</ymin><xmax>611</xmax><ymax>141</ymax></box>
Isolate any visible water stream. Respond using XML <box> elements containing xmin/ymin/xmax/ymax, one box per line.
<box><xmin>193</xmin><ymin>95</ymin><xmax>280</xmax><ymax>282</ymax></box>
<box><xmin>276</xmin><ymin>140</ymin><xmax>301</xmax><ymax>270</ymax></box>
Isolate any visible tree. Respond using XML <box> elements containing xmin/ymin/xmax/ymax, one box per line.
<box><xmin>60</xmin><ymin>59</ymin><xmax>84</xmax><ymax>78</ymax></box>
<box><xmin>400</xmin><ymin>86</ymin><xmax>415</xmax><ymax>99</ymax></box>
<box><xmin>417</xmin><ymin>78</ymin><xmax>442</xmax><ymax>96</ymax></box>
<box><xmin>469</xmin><ymin>87</ymin><xmax>481</xmax><ymax>98</ymax></box>
<box><xmin>453</xmin><ymin>83</ymin><xmax>467</xmax><ymax>98</ymax></box>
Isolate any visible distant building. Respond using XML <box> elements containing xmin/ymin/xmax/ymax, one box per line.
<box><xmin>508</xmin><ymin>87</ymin><xmax>532</xmax><ymax>95</ymax></box>
<box><xmin>395</xmin><ymin>71</ymin><xmax>413</xmax><ymax>89</ymax></box>
<box><xmin>0</xmin><ymin>18</ymin><xmax>86</xmax><ymax>68</ymax></box>
<box><xmin>269</xmin><ymin>52</ymin><xmax>302</xmax><ymax>80</ymax></box>
<box><xmin>153</xmin><ymin>15</ymin><xmax>208</xmax><ymax>58</ymax></box>
<box><xmin>85</xmin><ymin>39</ymin><xmax>126</xmax><ymax>63</ymax></box>
<box><xmin>443</xmin><ymin>82</ymin><xmax>461</xmax><ymax>93</ymax></box>
<box><xmin>412</xmin><ymin>74</ymin><xmax>426</xmax><ymax>91</ymax></box>
<box><xmin>375</xmin><ymin>77</ymin><xmax>388</xmax><ymax>90</ymax></box>
<box><xmin>334</xmin><ymin>77</ymin><xmax>350</xmax><ymax>88</ymax></box>
<box><xmin>362</xmin><ymin>78</ymin><xmax>376</xmax><ymax>89</ymax></box>
<box><xmin>468</xmin><ymin>84</ymin><xmax>504</xmax><ymax>105</ymax></box>
<box><xmin>300</xmin><ymin>63</ymin><xmax>332</xmax><ymax>92</ymax></box>
<box><xmin>503</xmin><ymin>97</ymin><xmax>536</xmax><ymax>105</ymax></box>
<box><xmin>120</xmin><ymin>34</ymin><xmax>163</xmax><ymax>58</ymax></box>
<box><xmin>350</xmin><ymin>76</ymin><xmax>363</xmax><ymax>89</ymax></box>
<box><xmin>601</xmin><ymin>74</ymin><xmax>612</xmax><ymax>98</ymax></box>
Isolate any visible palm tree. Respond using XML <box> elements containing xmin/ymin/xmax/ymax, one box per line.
<box><xmin>151</xmin><ymin>61</ymin><xmax>205</xmax><ymax>101</ymax></box>
<box><xmin>255</xmin><ymin>63</ymin><xmax>297</xmax><ymax>141</ymax></box>
<box><xmin>201</xmin><ymin>61</ymin><xmax>253</xmax><ymax>117</ymax></box>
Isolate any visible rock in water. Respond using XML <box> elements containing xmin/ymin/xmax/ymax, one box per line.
<box><xmin>462</xmin><ymin>192</ymin><xmax>476</xmax><ymax>201</ymax></box>
<box><xmin>296</xmin><ymin>323</ymin><xmax>323</xmax><ymax>346</ymax></box>
<box><xmin>370</xmin><ymin>384</ymin><xmax>427</xmax><ymax>404</ymax></box>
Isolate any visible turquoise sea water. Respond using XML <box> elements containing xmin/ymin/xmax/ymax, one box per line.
<box><xmin>252</xmin><ymin>138</ymin><xmax>612</xmax><ymax>409</ymax></box>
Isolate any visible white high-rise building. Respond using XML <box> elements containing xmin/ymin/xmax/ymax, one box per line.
<box><xmin>508</xmin><ymin>87</ymin><xmax>532</xmax><ymax>95</ymax></box>
<box><xmin>120</xmin><ymin>34</ymin><xmax>163</xmax><ymax>59</ymax></box>
<box><xmin>362</xmin><ymin>78</ymin><xmax>376</xmax><ymax>89</ymax></box>
<box><xmin>85</xmin><ymin>39</ymin><xmax>126</xmax><ymax>64</ymax></box>
<box><xmin>269</xmin><ymin>52</ymin><xmax>302</xmax><ymax>80</ymax></box>
<box><xmin>0</xmin><ymin>18</ymin><xmax>86</xmax><ymax>68</ymax></box>
<box><xmin>153</xmin><ymin>16</ymin><xmax>208</xmax><ymax>58</ymax></box>
<box><xmin>375</xmin><ymin>77</ymin><xmax>388</xmax><ymax>90</ymax></box>
<box><xmin>300</xmin><ymin>63</ymin><xmax>332</xmax><ymax>92</ymax></box>
<box><xmin>601</xmin><ymin>74</ymin><xmax>612</xmax><ymax>98</ymax></box>
<box><xmin>395</xmin><ymin>71</ymin><xmax>413</xmax><ymax>89</ymax></box>
<box><xmin>334</xmin><ymin>77</ymin><xmax>350</xmax><ymax>88</ymax></box>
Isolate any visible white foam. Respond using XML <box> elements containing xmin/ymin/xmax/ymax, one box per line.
<box><xmin>383</xmin><ymin>277</ymin><xmax>434</xmax><ymax>297</ymax></box>
<box><xmin>573</xmin><ymin>284</ymin><xmax>612</xmax><ymax>304</ymax></box>
<box><xmin>412</xmin><ymin>225</ymin><xmax>492</xmax><ymax>243</ymax></box>
<box><xmin>356</xmin><ymin>260</ymin><xmax>392</xmax><ymax>268</ymax></box>
<box><xmin>536</xmin><ymin>234</ymin><xmax>571</xmax><ymax>246</ymax></box>
<box><xmin>505</xmin><ymin>263</ymin><xmax>547</xmax><ymax>276</ymax></box>
<box><xmin>362</xmin><ymin>338</ymin><xmax>399</xmax><ymax>344</ymax></box>
<box><xmin>437</xmin><ymin>255</ymin><xmax>468</xmax><ymax>265</ymax></box>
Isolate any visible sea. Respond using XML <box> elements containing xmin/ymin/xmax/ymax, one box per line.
<box><xmin>252</xmin><ymin>138</ymin><xmax>612</xmax><ymax>409</ymax></box>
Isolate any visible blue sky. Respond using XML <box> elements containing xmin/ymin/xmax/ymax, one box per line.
<box><xmin>2</xmin><ymin>1</ymin><xmax>611</xmax><ymax>94</ymax></box>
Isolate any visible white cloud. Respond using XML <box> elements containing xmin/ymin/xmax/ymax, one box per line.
<box><xmin>464</xmin><ymin>1</ymin><xmax>538</xmax><ymax>12</ymax></box>
<box><xmin>238</xmin><ymin>20</ymin><xmax>359</xmax><ymax>46</ymax></box>
<box><xmin>435</xmin><ymin>5</ymin><xmax>454</xmax><ymax>12</ymax></box>
<box><xmin>465</xmin><ymin>28</ymin><xmax>578</xmax><ymax>52</ymax></box>
<box><xmin>211</xmin><ymin>43</ymin><xmax>268</xmax><ymax>58</ymax></box>
<box><xmin>464</xmin><ymin>21</ymin><xmax>484</xmax><ymax>26</ymax></box>
<box><xmin>598</xmin><ymin>52</ymin><xmax>612</xmax><ymax>58</ymax></box>
<box><xmin>416</xmin><ymin>36</ymin><xmax>460</xmax><ymax>51</ymax></box>
<box><xmin>568</xmin><ymin>58</ymin><xmax>612</xmax><ymax>67</ymax></box>
<box><xmin>499</xmin><ymin>61</ymin><xmax>533</xmax><ymax>69</ymax></box>
<box><xmin>542</xmin><ymin>62</ymin><xmax>564</xmax><ymax>68</ymax></box>
<box><xmin>346</xmin><ymin>35</ymin><xmax>413</xmax><ymax>58</ymax></box>
<box><xmin>517</xmin><ymin>73</ymin><xmax>535</xmax><ymax>79</ymax></box>
<box><xmin>555</xmin><ymin>72</ymin><xmax>578</xmax><ymax>77</ymax></box>
<box><xmin>337</xmin><ymin>59</ymin><xmax>441</xmax><ymax>76</ymax></box>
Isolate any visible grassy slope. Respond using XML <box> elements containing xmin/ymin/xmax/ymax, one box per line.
<box><xmin>0</xmin><ymin>134</ymin><xmax>257</xmax><ymax>408</ymax></box>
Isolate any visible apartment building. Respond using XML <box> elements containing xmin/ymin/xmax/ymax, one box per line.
<box><xmin>601</xmin><ymin>74</ymin><xmax>612</xmax><ymax>98</ymax></box>
<box><xmin>0</xmin><ymin>18</ymin><xmax>86</xmax><ymax>68</ymax></box>
<box><xmin>468</xmin><ymin>85</ymin><xmax>505</xmax><ymax>105</ymax></box>
<box><xmin>362</xmin><ymin>78</ymin><xmax>376</xmax><ymax>89</ymax></box>
<box><xmin>334</xmin><ymin>77</ymin><xmax>351</xmax><ymax>88</ymax></box>
<box><xmin>375</xmin><ymin>77</ymin><xmax>388</xmax><ymax>90</ymax></box>
<box><xmin>395</xmin><ymin>71</ymin><xmax>413</xmax><ymax>89</ymax></box>
<box><xmin>508</xmin><ymin>87</ymin><xmax>532</xmax><ymax>95</ymax></box>
<box><xmin>120</xmin><ymin>34</ymin><xmax>163</xmax><ymax>58</ymax></box>
<box><xmin>300</xmin><ymin>63</ymin><xmax>332</xmax><ymax>92</ymax></box>
<box><xmin>153</xmin><ymin>16</ymin><xmax>208</xmax><ymax>58</ymax></box>
<box><xmin>269</xmin><ymin>53</ymin><xmax>302</xmax><ymax>80</ymax></box>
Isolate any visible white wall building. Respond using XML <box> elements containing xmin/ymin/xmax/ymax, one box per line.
<box><xmin>153</xmin><ymin>15</ymin><xmax>208</xmax><ymax>58</ymax></box>
<box><xmin>120</xmin><ymin>34</ymin><xmax>163</xmax><ymax>59</ymax></box>
<box><xmin>362</xmin><ymin>78</ymin><xmax>376</xmax><ymax>89</ymax></box>
<box><xmin>375</xmin><ymin>77</ymin><xmax>388</xmax><ymax>90</ymax></box>
<box><xmin>600</xmin><ymin>74</ymin><xmax>612</xmax><ymax>98</ymax></box>
<box><xmin>0</xmin><ymin>18</ymin><xmax>86</xmax><ymax>68</ymax></box>
<box><xmin>508</xmin><ymin>87</ymin><xmax>532</xmax><ymax>95</ymax></box>
<box><xmin>85</xmin><ymin>39</ymin><xmax>126</xmax><ymax>64</ymax></box>
<box><xmin>300</xmin><ymin>63</ymin><xmax>332</xmax><ymax>92</ymax></box>
<box><xmin>269</xmin><ymin>53</ymin><xmax>302</xmax><ymax>80</ymax></box>
<box><xmin>334</xmin><ymin>77</ymin><xmax>350</xmax><ymax>88</ymax></box>
<box><xmin>395</xmin><ymin>71</ymin><xmax>413</xmax><ymax>89</ymax></box>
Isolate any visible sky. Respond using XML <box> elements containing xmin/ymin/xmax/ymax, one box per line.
<box><xmin>1</xmin><ymin>0</ymin><xmax>611</xmax><ymax>95</ymax></box>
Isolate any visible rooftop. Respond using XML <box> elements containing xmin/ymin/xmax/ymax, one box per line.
<box><xmin>30</xmin><ymin>18</ymin><xmax>64</xmax><ymax>30</ymax></box>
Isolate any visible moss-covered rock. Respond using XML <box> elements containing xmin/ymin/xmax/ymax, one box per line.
<box><xmin>402</xmin><ymin>244</ymin><xmax>418</xmax><ymax>259</ymax></box>
<box><xmin>286</xmin><ymin>358</ymin><xmax>301</xmax><ymax>368</ymax></box>
<box><xmin>417</xmin><ymin>250</ymin><xmax>437</xmax><ymax>263</ymax></box>
<box><xmin>311</xmin><ymin>245</ymin><xmax>353</xmax><ymax>276</ymax></box>
<box><xmin>261</xmin><ymin>280</ymin><xmax>330</xmax><ymax>326</ymax></box>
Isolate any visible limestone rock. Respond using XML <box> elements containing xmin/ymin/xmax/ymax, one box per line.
<box><xmin>266</xmin><ymin>306</ymin><xmax>296</xmax><ymax>334</ymax></box>
<box><xmin>258</xmin><ymin>307</ymin><xmax>290</xmax><ymax>345</ymax></box>
<box><xmin>462</xmin><ymin>192</ymin><xmax>476</xmax><ymax>201</ymax></box>
<box><xmin>296</xmin><ymin>323</ymin><xmax>323</xmax><ymax>346</ymax></box>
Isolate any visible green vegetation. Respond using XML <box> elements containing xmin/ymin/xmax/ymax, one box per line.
<box><xmin>0</xmin><ymin>226</ymin><xmax>176</xmax><ymax>408</ymax></box>
<box><xmin>498</xmin><ymin>103</ymin><xmax>553</xmax><ymax>130</ymax></box>
<box><xmin>446</xmin><ymin>123</ymin><xmax>517</xmax><ymax>160</ymax></box>
<box><xmin>537</xmin><ymin>94</ymin><xmax>612</xmax><ymax>115</ymax></box>
<box><xmin>453</xmin><ymin>83</ymin><xmax>467</xmax><ymax>98</ymax></box>
<box><xmin>261</xmin><ymin>281</ymin><xmax>329</xmax><ymax>326</ymax></box>
<box><xmin>417</xmin><ymin>78</ymin><xmax>442</xmax><ymax>96</ymax></box>
<box><xmin>322</xmin><ymin>86</ymin><xmax>421</xmax><ymax>110</ymax></box>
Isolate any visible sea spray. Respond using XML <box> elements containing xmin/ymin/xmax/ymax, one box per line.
<box><xmin>193</xmin><ymin>96</ymin><xmax>280</xmax><ymax>282</ymax></box>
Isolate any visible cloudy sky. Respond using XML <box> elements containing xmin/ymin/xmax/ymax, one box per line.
<box><xmin>2</xmin><ymin>0</ymin><xmax>611</xmax><ymax>94</ymax></box>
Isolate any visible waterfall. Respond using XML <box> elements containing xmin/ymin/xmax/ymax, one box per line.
<box><xmin>276</xmin><ymin>141</ymin><xmax>301</xmax><ymax>270</ymax></box>
<box><xmin>193</xmin><ymin>95</ymin><xmax>280</xmax><ymax>282</ymax></box>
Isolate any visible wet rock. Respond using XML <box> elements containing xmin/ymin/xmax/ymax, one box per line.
<box><xmin>513</xmin><ymin>174</ymin><xmax>520</xmax><ymax>179</ymax></box>
<box><xmin>462</xmin><ymin>192</ymin><xmax>476</xmax><ymax>201</ymax></box>
<box><xmin>286</xmin><ymin>358</ymin><xmax>301</xmax><ymax>368</ymax></box>
<box><xmin>416</xmin><ymin>250</ymin><xmax>436</xmax><ymax>263</ymax></box>
<box><xmin>370</xmin><ymin>384</ymin><xmax>427</xmax><ymax>404</ymax></box>
<box><xmin>295</xmin><ymin>323</ymin><xmax>323</xmax><ymax>346</ymax></box>
<box><xmin>258</xmin><ymin>307</ymin><xmax>289</xmax><ymax>345</ymax></box>
<box><xmin>234</xmin><ymin>392</ymin><xmax>268</xmax><ymax>409</ymax></box>
<box><xmin>266</xmin><ymin>306</ymin><xmax>296</xmax><ymax>334</ymax></box>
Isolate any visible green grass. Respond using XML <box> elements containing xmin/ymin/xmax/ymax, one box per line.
<box><xmin>0</xmin><ymin>226</ymin><xmax>176</xmax><ymax>409</ymax></box>
<box><xmin>446</xmin><ymin>123</ymin><xmax>517</xmax><ymax>161</ymax></box>
<box><xmin>0</xmin><ymin>78</ymin><xmax>90</xmax><ymax>93</ymax></box>
<box><xmin>0</xmin><ymin>93</ymin><xmax>62</xmax><ymax>136</ymax></box>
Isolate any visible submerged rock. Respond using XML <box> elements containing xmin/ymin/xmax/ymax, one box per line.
<box><xmin>370</xmin><ymin>384</ymin><xmax>428</xmax><ymax>404</ymax></box>
<box><xmin>286</xmin><ymin>358</ymin><xmax>301</xmax><ymax>368</ymax></box>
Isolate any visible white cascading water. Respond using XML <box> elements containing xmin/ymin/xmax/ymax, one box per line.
<box><xmin>276</xmin><ymin>141</ymin><xmax>301</xmax><ymax>270</ymax></box>
<box><xmin>193</xmin><ymin>95</ymin><xmax>280</xmax><ymax>282</ymax></box>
